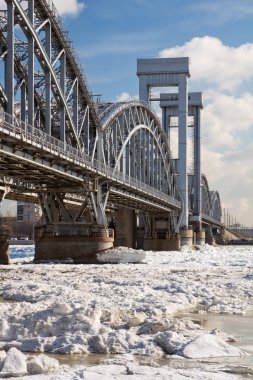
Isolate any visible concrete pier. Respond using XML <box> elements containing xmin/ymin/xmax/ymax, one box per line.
<box><xmin>180</xmin><ymin>228</ymin><xmax>193</xmax><ymax>247</ymax></box>
<box><xmin>195</xmin><ymin>230</ymin><xmax>206</xmax><ymax>245</ymax></box>
<box><xmin>0</xmin><ymin>225</ymin><xmax>10</xmax><ymax>264</ymax></box>
<box><xmin>205</xmin><ymin>227</ymin><xmax>215</xmax><ymax>245</ymax></box>
<box><xmin>34</xmin><ymin>224</ymin><xmax>114</xmax><ymax>263</ymax></box>
<box><xmin>114</xmin><ymin>207</ymin><xmax>136</xmax><ymax>248</ymax></box>
<box><xmin>144</xmin><ymin>236</ymin><xmax>180</xmax><ymax>251</ymax></box>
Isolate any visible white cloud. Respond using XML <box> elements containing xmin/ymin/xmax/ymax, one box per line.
<box><xmin>53</xmin><ymin>0</ymin><xmax>86</xmax><ymax>17</ymax></box>
<box><xmin>202</xmin><ymin>90</ymin><xmax>253</xmax><ymax>149</ymax></box>
<box><xmin>0</xmin><ymin>0</ymin><xmax>85</xmax><ymax>16</ymax></box>
<box><xmin>202</xmin><ymin>143</ymin><xmax>253</xmax><ymax>225</ymax></box>
<box><xmin>116</xmin><ymin>92</ymin><xmax>137</xmax><ymax>102</ymax></box>
<box><xmin>159</xmin><ymin>36</ymin><xmax>253</xmax><ymax>225</ymax></box>
<box><xmin>189</xmin><ymin>0</ymin><xmax>253</xmax><ymax>24</ymax></box>
<box><xmin>159</xmin><ymin>36</ymin><xmax>253</xmax><ymax>91</ymax></box>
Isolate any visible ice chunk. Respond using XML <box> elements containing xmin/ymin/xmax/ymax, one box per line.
<box><xmin>0</xmin><ymin>351</ymin><xmax>6</xmax><ymax>371</ymax></box>
<box><xmin>182</xmin><ymin>333</ymin><xmax>243</xmax><ymax>358</ymax></box>
<box><xmin>27</xmin><ymin>354</ymin><xmax>59</xmax><ymax>375</ymax></box>
<box><xmin>0</xmin><ymin>347</ymin><xmax>27</xmax><ymax>377</ymax></box>
<box><xmin>155</xmin><ymin>331</ymin><xmax>188</xmax><ymax>354</ymax></box>
<box><xmin>52</xmin><ymin>302</ymin><xmax>73</xmax><ymax>315</ymax></box>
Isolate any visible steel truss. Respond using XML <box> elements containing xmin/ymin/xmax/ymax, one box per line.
<box><xmin>0</xmin><ymin>0</ymin><xmax>181</xmax><ymax>231</ymax></box>
<box><xmin>0</xmin><ymin>0</ymin><xmax>99</xmax><ymax>154</ymax></box>
<box><xmin>201</xmin><ymin>174</ymin><xmax>222</xmax><ymax>226</ymax></box>
<box><xmin>97</xmin><ymin>101</ymin><xmax>177</xmax><ymax>198</ymax></box>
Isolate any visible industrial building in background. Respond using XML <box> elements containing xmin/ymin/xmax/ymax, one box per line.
<box><xmin>17</xmin><ymin>202</ymin><xmax>41</xmax><ymax>223</ymax></box>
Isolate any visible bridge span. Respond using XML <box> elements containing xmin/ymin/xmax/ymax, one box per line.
<box><xmin>0</xmin><ymin>0</ymin><xmax>223</xmax><ymax>262</ymax></box>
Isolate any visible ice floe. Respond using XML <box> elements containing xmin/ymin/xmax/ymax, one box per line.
<box><xmin>0</xmin><ymin>244</ymin><xmax>252</xmax><ymax>379</ymax></box>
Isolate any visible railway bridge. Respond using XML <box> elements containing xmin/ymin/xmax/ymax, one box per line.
<box><xmin>0</xmin><ymin>0</ymin><xmax>223</xmax><ymax>262</ymax></box>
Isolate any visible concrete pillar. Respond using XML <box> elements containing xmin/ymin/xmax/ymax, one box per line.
<box><xmin>114</xmin><ymin>207</ymin><xmax>136</xmax><ymax>248</ymax></box>
<box><xmin>180</xmin><ymin>227</ymin><xmax>193</xmax><ymax>247</ymax></box>
<box><xmin>196</xmin><ymin>230</ymin><xmax>205</xmax><ymax>245</ymax></box>
<box><xmin>143</xmin><ymin>235</ymin><xmax>180</xmax><ymax>251</ymax></box>
<box><xmin>0</xmin><ymin>225</ymin><xmax>10</xmax><ymax>264</ymax></box>
<box><xmin>178</xmin><ymin>74</ymin><xmax>188</xmax><ymax>228</ymax></box>
<box><xmin>205</xmin><ymin>227</ymin><xmax>215</xmax><ymax>245</ymax></box>
<box><xmin>193</xmin><ymin>105</ymin><xmax>202</xmax><ymax>227</ymax></box>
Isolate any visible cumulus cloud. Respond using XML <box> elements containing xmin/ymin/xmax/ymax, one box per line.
<box><xmin>159</xmin><ymin>36</ymin><xmax>253</xmax><ymax>225</ymax></box>
<box><xmin>202</xmin><ymin>143</ymin><xmax>253</xmax><ymax>224</ymax></box>
<box><xmin>159</xmin><ymin>36</ymin><xmax>253</xmax><ymax>91</ymax></box>
<box><xmin>202</xmin><ymin>90</ymin><xmax>253</xmax><ymax>149</ymax></box>
<box><xmin>0</xmin><ymin>0</ymin><xmax>85</xmax><ymax>16</ymax></box>
<box><xmin>116</xmin><ymin>92</ymin><xmax>138</xmax><ymax>102</ymax></box>
<box><xmin>53</xmin><ymin>0</ymin><xmax>86</xmax><ymax>17</ymax></box>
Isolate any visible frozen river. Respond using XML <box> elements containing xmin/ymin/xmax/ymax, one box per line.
<box><xmin>0</xmin><ymin>244</ymin><xmax>253</xmax><ymax>379</ymax></box>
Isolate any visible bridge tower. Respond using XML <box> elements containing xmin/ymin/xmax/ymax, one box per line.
<box><xmin>160</xmin><ymin>92</ymin><xmax>205</xmax><ymax>245</ymax></box>
<box><xmin>137</xmin><ymin>58</ymin><xmax>193</xmax><ymax>245</ymax></box>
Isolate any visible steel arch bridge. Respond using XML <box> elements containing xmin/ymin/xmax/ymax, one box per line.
<box><xmin>0</xmin><ymin>0</ymin><xmax>223</xmax><ymax>258</ymax></box>
<box><xmin>201</xmin><ymin>174</ymin><xmax>222</xmax><ymax>227</ymax></box>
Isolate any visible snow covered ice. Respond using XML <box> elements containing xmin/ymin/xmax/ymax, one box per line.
<box><xmin>0</xmin><ymin>244</ymin><xmax>253</xmax><ymax>379</ymax></box>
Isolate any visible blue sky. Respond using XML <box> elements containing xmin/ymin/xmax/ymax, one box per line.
<box><xmin>61</xmin><ymin>0</ymin><xmax>253</xmax><ymax>100</ymax></box>
<box><xmin>64</xmin><ymin>0</ymin><xmax>252</xmax><ymax>226</ymax></box>
<box><xmin>1</xmin><ymin>0</ymin><xmax>253</xmax><ymax>226</ymax></box>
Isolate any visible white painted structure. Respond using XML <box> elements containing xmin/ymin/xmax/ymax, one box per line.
<box><xmin>160</xmin><ymin>92</ymin><xmax>203</xmax><ymax>230</ymax></box>
<box><xmin>137</xmin><ymin>58</ymin><xmax>190</xmax><ymax>229</ymax></box>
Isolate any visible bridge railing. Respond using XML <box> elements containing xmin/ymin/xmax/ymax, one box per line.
<box><xmin>0</xmin><ymin>110</ymin><xmax>180</xmax><ymax>208</ymax></box>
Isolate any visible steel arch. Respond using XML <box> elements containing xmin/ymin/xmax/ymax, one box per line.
<box><xmin>0</xmin><ymin>0</ymin><xmax>99</xmax><ymax>155</ymax></box>
<box><xmin>210</xmin><ymin>191</ymin><xmax>222</xmax><ymax>222</ymax></box>
<box><xmin>201</xmin><ymin>174</ymin><xmax>222</xmax><ymax>223</ymax></box>
<box><xmin>201</xmin><ymin>174</ymin><xmax>211</xmax><ymax>216</ymax></box>
<box><xmin>95</xmin><ymin>101</ymin><xmax>178</xmax><ymax>199</ymax></box>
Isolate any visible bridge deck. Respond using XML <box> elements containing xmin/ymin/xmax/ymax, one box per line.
<box><xmin>0</xmin><ymin>112</ymin><xmax>181</xmax><ymax>214</ymax></box>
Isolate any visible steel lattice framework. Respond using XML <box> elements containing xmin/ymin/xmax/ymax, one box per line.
<box><xmin>0</xmin><ymin>0</ymin><xmax>99</xmax><ymax>154</ymax></box>
<box><xmin>201</xmin><ymin>174</ymin><xmax>222</xmax><ymax>226</ymax></box>
<box><xmin>97</xmin><ymin>101</ymin><xmax>177</xmax><ymax>197</ymax></box>
<box><xmin>0</xmin><ymin>0</ymin><xmax>223</xmax><ymax>235</ymax></box>
<box><xmin>0</xmin><ymin>0</ymin><xmax>182</xmax><ymax>228</ymax></box>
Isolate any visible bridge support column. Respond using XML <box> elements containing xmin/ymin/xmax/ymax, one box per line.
<box><xmin>0</xmin><ymin>225</ymin><xmax>10</xmax><ymax>265</ymax></box>
<box><xmin>180</xmin><ymin>227</ymin><xmax>193</xmax><ymax>247</ymax></box>
<box><xmin>195</xmin><ymin>230</ymin><xmax>205</xmax><ymax>245</ymax></box>
<box><xmin>35</xmin><ymin>189</ymin><xmax>113</xmax><ymax>263</ymax></box>
<box><xmin>205</xmin><ymin>227</ymin><xmax>215</xmax><ymax>245</ymax></box>
<box><xmin>114</xmin><ymin>207</ymin><xmax>136</xmax><ymax>248</ymax></box>
<box><xmin>143</xmin><ymin>236</ymin><xmax>180</xmax><ymax>251</ymax></box>
<box><xmin>34</xmin><ymin>224</ymin><xmax>114</xmax><ymax>263</ymax></box>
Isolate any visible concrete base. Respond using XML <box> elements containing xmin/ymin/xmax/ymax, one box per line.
<box><xmin>195</xmin><ymin>231</ymin><xmax>205</xmax><ymax>245</ymax></box>
<box><xmin>34</xmin><ymin>224</ymin><xmax>114</xmax><ymax>263</ymax></box>
<box><xmin>144</xmin><ymin>236</ymin><xmax>180</xmax><ymax>251</ymax></box>
<box><xmin>35</xmin><ymin>236</ymin><xmax>114</xmax><ymax>263</ymax></box>
<box><xmin>114</xmin><ymin>207</ymin><xmax>136</xmax><ymax>248</ymax></box>
<box><xmin>180</xmin><ymin>228</ymin><xmax>193</xmax><ymax>247</ymax></box>
<box><xmin>0</xmin><ymin>225</ymin><xmax>10</xmax><ymax>265</ymax></box>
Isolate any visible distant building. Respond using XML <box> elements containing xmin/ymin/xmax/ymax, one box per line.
<box><xmin>17</xmin><ymin>202</ymin><xmax>41</xmax><ymax>223</ymax></box>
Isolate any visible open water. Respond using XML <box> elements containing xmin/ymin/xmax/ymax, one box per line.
<box><xmin>9</xmin><ymin>244</ymin><xmax>35</xmax><ymax>259</ymax></box>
